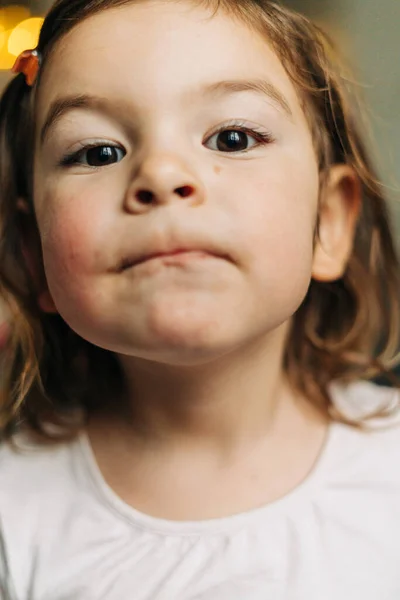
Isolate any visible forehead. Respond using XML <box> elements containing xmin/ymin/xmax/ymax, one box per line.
<box><xmin>36</xmin><ymin>1</ymin><xmax>306</xmax><ymax>124</ymax></box>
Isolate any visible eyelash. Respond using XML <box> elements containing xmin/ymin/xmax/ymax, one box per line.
<box><xmin>210</xmin><ymin>121</ymin><xmax>274</xmax><ymax>150</ymax></box>
<box><xmin>59</xmin><ymin>121</ymin><xmax>275</xmax><ymax>168</ymax></box>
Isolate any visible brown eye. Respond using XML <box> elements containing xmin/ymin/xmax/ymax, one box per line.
<box><xmin>61</xmin><ymin>144</ymin><xmax>127</xmax><ymax>168</ymax></box>
<box><xmin>215</xmin><ymin>130</ymin><xmax>250</xmax><ymax>152</ymax></box>
<box><xmin>205</xmin><ymin>126</ymin><xmax>273</xmax><ymax>154</ymax></box>
<box><xmin>84</xmin><ymin>146</ymin><xmax>125</xmax><ymax>166</ymax></box>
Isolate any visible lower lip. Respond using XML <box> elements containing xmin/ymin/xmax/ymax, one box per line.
<box><xmin>142</xmin><ymin>251</ymin><xmax>215</xmax><ymax>266</ymax></box>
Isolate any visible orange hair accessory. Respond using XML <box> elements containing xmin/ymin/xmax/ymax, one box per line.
<box><xmin>12</xmin><ymin>49</ymin><xmax>41</xmax><ymax>87</ymax></box>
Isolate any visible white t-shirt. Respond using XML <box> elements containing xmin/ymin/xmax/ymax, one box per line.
<box><xmin>1</xmin><ymin>380</ymin><xmax>400</xmax><ymax>600</ymax></box>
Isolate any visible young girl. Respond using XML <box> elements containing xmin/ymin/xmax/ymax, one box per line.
<box><xmin>0</xmin><ymin>0</ymin><xmax>400</xmax><ymax>598</ymax></box>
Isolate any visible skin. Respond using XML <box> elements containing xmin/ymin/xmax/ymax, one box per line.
<box><xmin>32</xmin><ymin>1</ymin><xmax>360</xmax><ymax>519</ymax></box>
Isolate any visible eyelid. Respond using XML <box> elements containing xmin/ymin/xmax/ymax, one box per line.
<box><xmin>204</xmin><ymin>119</ymin><xmax>275</xmax><ymax>152</ymax></box>
<box><xmin>59</xmin><ymin>140</ymin><xmax>127</xmax><ymax>167</ymax></box>
<box><xmin>56</xmin><ymin>119</ymin><xmax>274</xmax><ymax>168</ymax></box>
<box><xmin>206</xmin><ymin>119</ymin><xmax>273</xmax><ymax>137</ymax></box>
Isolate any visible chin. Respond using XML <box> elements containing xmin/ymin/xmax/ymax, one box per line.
<box><xmin>145</xmin><ymin>328</ymin><xmax>237</xmax><ymax>365</ymax></box>
<box><xmin>113</xmin><ymin>320</ymin><xmax>244</xmax><ymax>368</ymax></box>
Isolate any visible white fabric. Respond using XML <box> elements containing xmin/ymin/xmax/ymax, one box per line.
<box><xmin>1</xmin><ymin>380</ymin><xmax>400</xmax><ymax>600</ymax></box>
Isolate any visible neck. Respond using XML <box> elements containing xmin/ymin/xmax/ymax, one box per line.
<box><xmin>100</xmin><ymin>323</ymin><xmax>325</xmax><ymax>458</ymax></box>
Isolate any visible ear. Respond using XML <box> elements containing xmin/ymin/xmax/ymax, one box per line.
<box><xmin>17</xmin><ymin>198</ymin><xmax>58</xmax><ymax>314</ymax></box>
<box><xmin>312</xmin><ymin>165</ymin><xmax>361</xmax><ymax>282</ymax></box>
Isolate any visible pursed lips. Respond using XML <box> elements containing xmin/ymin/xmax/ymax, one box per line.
<box><xmin>119</xmin><ymin>248</ymin><xmax>228</xmax><ymax>271</ymax></box>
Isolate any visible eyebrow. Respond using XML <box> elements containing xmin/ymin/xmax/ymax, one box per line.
<box><xmin>39</xmin><ymin>78</ymin><xmax>293</xmax><ymax>145</ymax></box>
<box><xmin>196</xmin><ymin>78</ymin><xmax>293</xmax><ymax>116</ymax></box>
<box><xmin>40</xmin><ymin>95</ymin><xmax>101</xmax><ymax>145</ymax></box>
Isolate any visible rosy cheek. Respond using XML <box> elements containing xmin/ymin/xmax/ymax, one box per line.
<box><xmin>39</xmin><ymin>197</ymin><xmax>103</xmax><ymax>301</ymax></box>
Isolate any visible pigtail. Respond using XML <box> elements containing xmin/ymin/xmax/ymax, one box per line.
<box><xmin>0</xmin><ymin>74</ymin><xmax>43</xmax><ymax>437</ymax></box>
<box><xmin>0</xmin><ymin>74</ymin><xmax>97</xmax><ymax>441</ymax></box>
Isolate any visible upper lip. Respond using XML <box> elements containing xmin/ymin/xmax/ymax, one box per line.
<box><xmin>120</xmin><ymin>244</ymin><xmax>231</xmax><ymax>270</ymax></box>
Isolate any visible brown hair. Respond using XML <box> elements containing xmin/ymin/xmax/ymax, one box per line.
<box><xmin>0</xmin><ymin>0</ymin><xmax>399</xmax><ymax>441</ymax></box>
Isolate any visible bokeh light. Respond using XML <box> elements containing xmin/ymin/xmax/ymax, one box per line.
<box><xmin>8</xmin><ymin>17</ymin><xmax>44</xmax><ymax>57</ymax></box>
<box><xmin>0</xmin><ymin>6</ymin><xmax>43</xmax><ymax>71</ymax></box>
<box><xmin>0</xmin><ymin>45</ymin><xmax>14</xmax><ymax>71</ymax></box>
<box><xmin>0</xmin><ymin>24</ymin><xmax>5</xmax><ymax>50</ymax></box>
<box><xmin>0</xmin><ymin>5</ymin><xmax>30</xmax><ymax>31</ymax></box>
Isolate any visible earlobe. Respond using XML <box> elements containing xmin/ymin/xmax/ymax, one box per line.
<box><xmin>312</xmin><ymin>165</ymin><xmax>361</xmax><ymax>282</ymax></box>
<box><xmin>16</xmin><ymin>198</ymin><xmax>31</xmax><ymax>214</ymax></box>
<box><xmin>38</xmin><ymin>291</ymin><xmax>58</xmax><ymax>314</ymax></box>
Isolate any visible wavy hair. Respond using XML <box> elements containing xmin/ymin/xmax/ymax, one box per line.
<box><xmin>0</xmin><ymin>0</ymin><xmax>399</xmax><ymax>441</ymax></box>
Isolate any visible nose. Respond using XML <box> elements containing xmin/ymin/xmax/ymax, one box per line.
<box><xmin>124</xmin><ymin>153</ymin><xmax>205</xmax><ymax>213</ymax></box>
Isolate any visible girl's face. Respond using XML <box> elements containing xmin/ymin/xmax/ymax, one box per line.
<box><xmin>33</xmin><ymin>1</ymin><xmax>320</xmax><ymax>365</ymax></box>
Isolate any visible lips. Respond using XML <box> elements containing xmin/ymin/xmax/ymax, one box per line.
<box><xmin>119</xmin><ymin>246</ymin><xmax>231</xmax><ymax>271</ymax></box>
<box><xmin>136</xmin><ymin>249</ymin><xmax>201</xmax><ymax>266</ymax></box>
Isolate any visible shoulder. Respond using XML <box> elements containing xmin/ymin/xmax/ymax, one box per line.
<box><xmin>0</xmin><ymin>432</ymin><xmax>84</xmax><ymax>508</ymax></box>
<box><xmin>326</xmin><ymin>380</ymin><xmax>400</xmax><ymax>483</ymax></box>
<box><xmin>0</xmin><ymin>433</ymin><xmax>87</xmax><ymax>596</ymax></box>
<box><xmin>330</xmin><ymin>379</ymin><xmax>400</xmax><ymax>427</ymax></box>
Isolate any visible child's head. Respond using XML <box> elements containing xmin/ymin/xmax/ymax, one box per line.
<box><xmin>0</xmin><ymin>0</ymin><xmax>398</xmax><ymax>439</ymax></box>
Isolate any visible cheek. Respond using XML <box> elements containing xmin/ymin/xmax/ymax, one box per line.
<box><xmin>37</xmin><ymin>191</ymin><xmax>111</xmax><ymax>305</ymax></box>
<box><xmin>230</xmin><ymin>155</ymin><xmax>319</xmax><ymax>302</ymax></box>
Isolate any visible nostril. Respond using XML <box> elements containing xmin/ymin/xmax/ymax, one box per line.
<box><xmin>175</xmin><ymin>185</ymin><xmax>194</xmax><ymax>198</ymax></box>
<box><xmin>135</xmin><ymin>185</ymin><xmax>194</xmax><ymax>204</ymax></box>
<box><xmin>136</xmin><ymin>190</ymin><xmax>154</xmax><ymax>204</ymax></box>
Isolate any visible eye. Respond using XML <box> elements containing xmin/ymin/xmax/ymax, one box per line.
<box><xmin>61</xmin><ymin>144</ymin><xmax>126</xmax><ymax>168</ymax></box>
<box><xmin>205</xmin><ymin>125</ymin><xmax>273</xmax><ymax>153</ymax></box>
